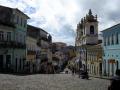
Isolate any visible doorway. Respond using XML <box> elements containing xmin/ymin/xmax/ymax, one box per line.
<box><xmin>0</xmin><ymin>55</ymin><xmax>3</xmax><ymax>72</ymax></box>
<box><xmin>100</xmin><ymin>63</ymin><xmax>102</xmax><ymax>75</ymax></box>
<box><xmin>6</xmin><ymin>55</ymin><xmax>11</xmax><ymax>72</ymax></box>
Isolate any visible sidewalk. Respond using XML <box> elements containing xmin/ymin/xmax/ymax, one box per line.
<box><xmin>89</xmin><ymin>74</ymin><xmax>111</xmax><ymax>80</ymax></box>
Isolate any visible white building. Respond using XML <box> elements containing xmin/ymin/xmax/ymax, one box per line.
<box><xmin>75</xmin><ymin>9</ymin><xmax>98</xmax><ymax>46</ymax></box>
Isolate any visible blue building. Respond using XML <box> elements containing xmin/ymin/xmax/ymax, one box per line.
<box><xmin>102</xmin><ymin>23</ymin><xmax>120</xmax><ymax>76</ymax></box>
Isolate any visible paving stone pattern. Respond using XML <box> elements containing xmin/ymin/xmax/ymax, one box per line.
<box><xmin>0</xmin><ymin>74</ymin><xmax>109</xmax><ymax>90</ymax></box>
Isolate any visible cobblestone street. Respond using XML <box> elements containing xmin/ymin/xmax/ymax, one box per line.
<box><xmin>0</xmin><ymin>74</ymin><xmax>109</xmax><ymax>90</ymax></box>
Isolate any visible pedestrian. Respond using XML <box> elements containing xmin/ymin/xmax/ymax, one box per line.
<box><xmin>72</xmin><ymin>66</ymin><xmax>75</xmax><ymax>75</ymax></box>
<box><xmin>108</xmin><ymin>69</ymin><xmax>120</xmax><ymax>90</ymax></box>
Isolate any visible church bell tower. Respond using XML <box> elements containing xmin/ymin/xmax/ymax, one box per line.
<box><xmin>84</xmin><ymin>9</ymin><xmax>98</xmax><ymax>45</ymax></box>
<box><xmin>75</xmin><ymin>9</ymin><xmax>98</xmax><ymax>46</ymax></box>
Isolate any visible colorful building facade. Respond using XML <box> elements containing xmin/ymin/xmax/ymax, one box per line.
<box><xmin>102</xmin><ymin>24</ymin><xmax>120</xmax><ymax>76</ymax></box>
<box><xmin>0</xmin><ymin>5</ymin><xmax>29</xmax><ymax>73</ymax></box>
<box><xmin>87</xmin><ymin>44</ymin><xmax>102</xmax><ymax>76</ymax></box>
<box><xmin>27</xmin><ymin>25</ymin><xmax>41</xmax><ymax>73</ymax></box>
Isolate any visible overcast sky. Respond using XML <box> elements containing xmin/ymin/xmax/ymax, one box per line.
<box><xmin>0</xmin><ymin>0</ymin><xmax>120</xmax><ymax>45</ymax></box>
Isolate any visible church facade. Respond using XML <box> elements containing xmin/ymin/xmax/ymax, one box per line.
<box><xmin>75</xmin><ymin>9</ymin><xmax>103</xmax><ymax>76</ymax></box>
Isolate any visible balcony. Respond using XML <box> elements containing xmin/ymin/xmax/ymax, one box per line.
<box><xmin>27</xmin><ymin>50</ymin><xmax>36</xmax><ymax>55</ymax></box>
<box><xmin>0</xmin><ymin>40</ymin><xmax>26</xmax><ymax>49</ymax></box>
<box><xmin>41</xmin><ymin>36</ymin><xmax>48</xmax><ymax>42</ymax></box>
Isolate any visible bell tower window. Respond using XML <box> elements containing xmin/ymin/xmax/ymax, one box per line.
<box><xmin>90</xmin><ymin>25</ymin><xmax>94</xmax><ymax>34</ymax></box>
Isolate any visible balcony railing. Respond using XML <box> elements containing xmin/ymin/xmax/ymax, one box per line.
<box><xmin>0</xmin><ymin>40</ymin><xmax>26</xmax><ymax>49</ymax></box>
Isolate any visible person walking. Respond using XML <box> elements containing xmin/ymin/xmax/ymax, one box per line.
<box><xmin>72</xmin><ymin>64</ymin><xmax>76</xmax><ymax>75</ymax></box>
<box><xmin>108</xmin><ymin>69</ymin><xmax>120</xmax><ymax>90</ymax></box>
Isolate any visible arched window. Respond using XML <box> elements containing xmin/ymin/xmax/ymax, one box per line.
<box><xmin>90</xmin><ymin>25</ymin><xmax>94</xmax><ymax>34</ymax></box>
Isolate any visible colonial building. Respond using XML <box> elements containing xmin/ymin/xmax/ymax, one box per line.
<box><xmin>52</xmin><ymin>43</ymin><xmax>76</xmax><ymax>72</ymax></box>
<box><xmin>52</xmin><ymin>42</ymin><xmax>67</xmax><ymax>72</ymax></box>
<box><xmin>40</xmin><ymin>28</ymin><xmax>52</xmax><ymax>61</ymax></box>
<box><xmin>27</xmin><ymin>25</ymin><xmax>52</xmax><ymax>73</ymax></box>
<box><xmin>0</xmin><ymin>5</ymin><xmax>29</xmax><ymax>73</ymax></box>
<box><xmin>87</xmin><ymin>44</ymin><xmax>102</xmax><ymax>76</ymax></box>
<box><xmin>27</xmin><ymin>25</ymin><xmax>41</xmax><ymax>73</ymax></box>
<box><xmin>102</xmin><ymin>23</ymin><xmax>120</xmax><ymax>76</ymax></box>
<box><xmin>75</xmin><ymin>9</ymin><xmax>102</xmax><ymax>76</ymax></box>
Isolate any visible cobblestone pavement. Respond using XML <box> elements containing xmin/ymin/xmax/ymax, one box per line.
<box><xmin>0</xmin><ymin>74</ymin><xmax>109</xmax><ymax>90</ymax></box>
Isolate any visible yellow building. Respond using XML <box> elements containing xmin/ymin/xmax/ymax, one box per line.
<box><xmin>26</xmin><ymin>36</ymin><xmax>38</xmax><ymax>73</ymax></box>
<box><xmin>87</xmin><ymin>44</ymin><xmax>102</xmax><ymax>76</ymax></box>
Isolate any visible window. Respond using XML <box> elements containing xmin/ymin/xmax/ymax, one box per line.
<box><xmin>19</xmin><ymin>34</ymin><xmax>22</xmax><ymax>43</ymax></box>
<box><xmin>14</xmin><ymin>15</ymin><xmax>17</xmax><ymax>24</ymax></box>
<box><xmin>0</xmin><ymin>31</ymin><xmax>4</xmax><ymax>40</ymax></box>
<box><xmin>90</xmin><ymin>25</ymin><xmax>94</xmax><ymax>34</ymax></box>
<box><xmin>111</xmin><ymin>34</ymin><xmax>114</xmax><ymax>45</ymax></box>
<box><xmin>21</xmin><ymin>18</ymin><xmax>22</xmax><ymax>26</ymax></box>
<box><xmin>7</xmin><ymin>32</ymin><xmax>11</xmax><ymax>41</ymax></box>
<box><xmin>107</xmin><ymin>36</ymin><xmax>110</xmax><ymax>45</ymax></box>
<box><xmin>104</xmin><ymin>53</ymin><xmax>105</xmax><ymax>56</ymax></box>
<box><xmin>116</xmin><ymin>32</ymin><xmax>119</xmax><ymax>44</ymax></box>
<box><xmin>83</xmin><ymin>29</ymin><xmax>85</xmax><ymax>35</ymax></box>
<box><xmin>24</xmin><ymin>20</ymin><xmax>26</xmax><ymax>27</ymax></box>
<box><xmin>104</xmin><ymin>37</ymin><xmax>106</xmax><ymax>46</ymax></box>
<box><xmin>104</xmin><ymin>60</ymin><xmax>106</xmax><ymax>75</ymax></box>
<box><xmin>24</xmin><ymin>36</ymin><xmax>26</xmax><ymax>44</ymax></box>
<box><xmin>16</xmin><ymin>15</ymin><xmax>19</xmax><ymax>24</ymax></box>
<box><xmin>16</xmin><ymin>33</ymin><xmax>18</xmax><ymax>41</ymax></box>
<box><xmin>6</xmin><ymin>55</ymin><xmax>11</xmax><ymax>66</ymax></box>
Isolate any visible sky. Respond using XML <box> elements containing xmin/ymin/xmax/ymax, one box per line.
<box><xmin>0</xmin><ymin>0</ymin><xmax>120</xmax><ymax>45</ymax></box>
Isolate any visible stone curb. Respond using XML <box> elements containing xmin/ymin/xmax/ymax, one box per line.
<box><xmin>89</xmin><ymin>75</ymin><xmax>110</xmax><ymax>80</ymax></box>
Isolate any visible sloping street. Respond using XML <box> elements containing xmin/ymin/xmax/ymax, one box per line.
<box><xmin>0</xmin><ymin>74</ymin><xmax>109</xmax><ymax>90</ymax></box>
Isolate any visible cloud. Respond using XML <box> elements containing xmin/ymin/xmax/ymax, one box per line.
<box><xmin>24</xmin><ymin>6</ymin><xmax>36</xmax><ymax>14</ymax></box>
<box><xmin>0</xmin><ymin>0</ymin><xmax>120</xmax><ymax>45</ymax></box>
<box><xmin>76</xmin><ymin>0</ymin><xmax>120</xmax><ymax>30</ymax></box>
